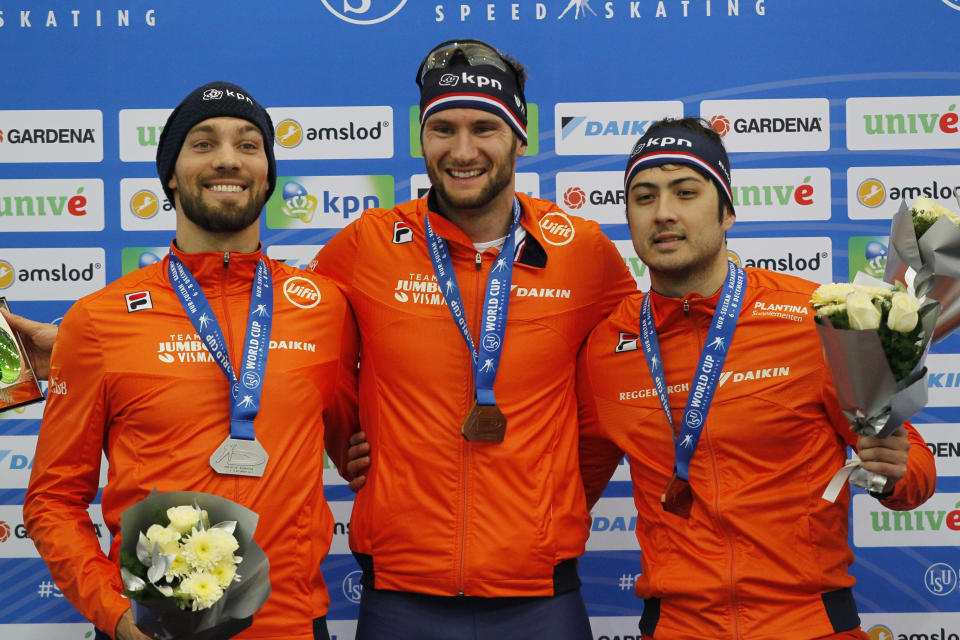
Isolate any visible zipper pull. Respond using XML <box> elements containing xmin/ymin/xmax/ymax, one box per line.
<box><xmin>683</xmin><ymin>299</ymin><xmax>690</xmax><ymax>316</ymax></box>
<box><xmin>223</xmin><ymin>251</ymin><xmax>230</xmax><ymax>269</ymax></box>
<box><xmin>475</xmin><ymin>252</ymin><xmax>482</xmax><ymax>270</ymax></box>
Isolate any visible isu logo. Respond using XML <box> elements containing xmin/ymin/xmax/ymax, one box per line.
<box><xmin>276</xmin><ymin>119</ymin><xmax>304</xmax><ymax>148</ymax></box>
<box><xmin>539</xmin><ymin>211</ymin><xmax>575</xmax><ymax>246</ymax></box>
<box><xmin>283</xmin><ymin>276</ymin><xmax>321</xmax><ymax>309</ymax></box>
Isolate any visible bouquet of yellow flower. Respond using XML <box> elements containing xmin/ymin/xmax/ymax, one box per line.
<box><xmin>884</xmin><ymin>197</ymin><xmax>960</xmax><ymax>342</ymax></box>
<box><xmin>812</xmin><ymin>278</ymin><xmax>939</xmax><ymax>500</ymax></box>
<box><xmin>119</xmin><ymin>490</ymin><xmax>271</xmax><ymax>639</ymax></box>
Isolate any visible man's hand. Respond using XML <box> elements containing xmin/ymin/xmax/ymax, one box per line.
<box><xmin>857</xmin><ymin>426</ymin><xmax>910</xmax><ymax>495</ymax></box>
<box><xmin>346</xmin><ymin>431</ymin><xmax>370</xmax><ymax>492</ymax></box>
<box><xmin>116</xmin><ymin>609</ymin><xmax>151</xmax><ymax>640</ymax></box>
<box><xmin>0</xmin><ymin>310</ymin><xmax>57</xmax><ymax>380</ymax></box>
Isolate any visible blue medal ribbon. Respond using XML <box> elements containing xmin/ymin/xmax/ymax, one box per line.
<box><xmin>168</xmin><ymin>254</ymin><xmax>273</xmax><ymax>440</ymax></box>
<box><xmin>638</xmin><ymin>262</ymin><xmax>746</xmax><ymax>481</ymax></box>
<box><xmin>424</xmin><ymin>197</ymin><xmax>522</xmax><ymax>406</ymax></box>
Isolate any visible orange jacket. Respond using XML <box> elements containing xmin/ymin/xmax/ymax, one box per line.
<box><xmin>312</xmin><ymin>191</ymin><xmax>636</xmax><ymax>597</ymax></box>
<box><xmin>577</xmin><ymin>268</ymin><xmax>935</xmax><ymax>640</ymax></box>
<box><xmin>24</xmin><ymin>245</ymin><xmax>359</xmax><ymax>640</ymax></box>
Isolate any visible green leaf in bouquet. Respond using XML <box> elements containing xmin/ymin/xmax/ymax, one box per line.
<box><xmin>911</xmin><ymin>208</ymin><xmax>938</xmax><ymax>239</ymax></box>
<box><xmin>877</xmin><ymin>318</ymin><xmax>924</xmax><ymax>381</ymax></box>
<box><xmin>119</xmin><ymin>549</ymin><xmax>148</xmax><ymax>580</ymax></box>
<box><xmin>826</xmin><ymin>309</ymin><xmax>851</xmax><ymax>330</ymax></box>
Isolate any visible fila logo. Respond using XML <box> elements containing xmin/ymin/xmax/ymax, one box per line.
<box><xmin>615</xmin><ymin>332</ymin><xmax>638</xmax><ymax>353</ymax></box>
<box><xmin>125</xmin><ymin>291</ymin><xmax>153</xmax><ymax>313</ymax></box>
<box><xmin>393</xmin><ymin>221</ymin><xmax>413</xmax><ymax>244</ymax></box>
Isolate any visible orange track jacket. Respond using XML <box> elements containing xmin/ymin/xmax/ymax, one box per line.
<box><xmin>25</xmin><ymin>245</ymin><xmax>359</xmax><ymax>640</ymax></box>
<box><xmin>312</xmin><ymin>191</ymin><xmax>636</xmax><ymax>597</ymax></box>
<box><xmin>577</xmin><ymin>268</ymin><xmax>936</xmax><ymax>640</ymax></box>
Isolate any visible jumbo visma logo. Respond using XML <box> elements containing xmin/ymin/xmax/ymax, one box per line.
<box><xmin>266</xmin><ymin>176</ymin><xmax>395</xmax><ymax>229</ymax></box>
<box><xmin>863</xmin><ymin>103</ymin><xmax>960</xmax><ymax>135</ymax></box>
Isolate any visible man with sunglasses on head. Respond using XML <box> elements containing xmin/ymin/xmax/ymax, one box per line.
<box><xmin>311</xmin><ymin>39</ymin><xmax>636</xmax><ymax>639</ymax></box>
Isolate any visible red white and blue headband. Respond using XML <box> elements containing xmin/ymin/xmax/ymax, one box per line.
<box><xmin>623</xmin><ymin>127</ymin><xmax>734</xmax><ymax>210</ymax></box>
<box><xmin>417</xmin><ymin>39</ymin><xmax>528</xmax><ymax>145</ymax></box>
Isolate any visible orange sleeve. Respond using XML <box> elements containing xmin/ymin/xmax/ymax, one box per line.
<box><xmin>595</xmin><ymin>233</ymin><xmax>637</xmax><ymax>322</ymax></box>
<box><xmin>320</xmin><ymin>282</ymin><xmax>361</xmax><ymax>483</ymax></box>
<box><xmin>309</xmin><ymin>222</ymin><xmax>362</xmax><ymax>480</ymax></box>
<box><xmin>576</xmin><ymin>335</ymin><xmax>625</xmax><ymax>510</ymax></box>
<box><xmin>23</xmin><ymin>302</ymin><xmax>128</xmax><ymax>638</ymax></box>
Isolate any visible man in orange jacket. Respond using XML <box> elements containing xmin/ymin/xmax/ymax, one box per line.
<box><xmin>312</xmin><ymin>39</ymin><xmax>636</xmax><ymax>639</ymax></box>
<box><xmin>576</xmin><ymin>117</ymin><xmax>937</xmax><ymax>640</ymax></box>
<box><xmin>24</xmin><ymin>82</ymin><xmax>359</xmax><ymax>640</ymax></box>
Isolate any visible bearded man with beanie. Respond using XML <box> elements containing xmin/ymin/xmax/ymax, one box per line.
<box><xmin>312</xmin><ymin>40</ymin><xmax>636</xmax><ymax>639</ymax></box>
<box><xmin>25</xmin><ymin>81</ymin><xmax>359</xmax><ymax>640</ymax></box>
<box><xmin>576</xmin><ymin>117</ymin><xmax>936</xmax><ymax>640</ymax></box>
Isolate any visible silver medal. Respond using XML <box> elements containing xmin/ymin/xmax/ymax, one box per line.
<box><xmin>210</xmin><ymin>436</ymin><xmax>269</xmax><ymax>477</ymax></box>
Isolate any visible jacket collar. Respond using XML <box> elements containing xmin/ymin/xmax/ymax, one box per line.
<box><xmin>166</xmin><ymin>241</ymin><xmax>265</xmax><ymax>295</ymax></box>
<box><xmin>423</xmin><ymin>189</ymin><xmax>547</xmax><ymax>268</ymax></box>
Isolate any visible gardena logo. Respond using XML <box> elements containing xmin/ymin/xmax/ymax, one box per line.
<box><xmin>711</xmin><ymin>114</ymin><xmax>822</xmax><ymax>136</ymax></box>
<box><xmin>0</xmin><ymin>110</ymin><xmax>103</xmax><ymax>162</ymax></box>
<box><xmin>701</xmin><ymin>99</ymin><xmax>830</xmax><ymax>152</ymax></box>
<box><xmin>320</xmin><ymin>0</ymin><xmax>407</xmax><ymax>24</ymax></box>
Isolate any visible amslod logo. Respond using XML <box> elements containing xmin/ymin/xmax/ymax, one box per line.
<box><xmin>0</xmin><ymin>248</ymin><xmax>105</xmax><ymax>300</ymax></box>
<box><xmin>268</xmin><ymin>107</ymin><xmax>394</xmax><ymax>160</ymax></box>
<box><xmin>320</xmin><ymin>0</ymin><xmax>407</xmax><ymax>24</ymax></box>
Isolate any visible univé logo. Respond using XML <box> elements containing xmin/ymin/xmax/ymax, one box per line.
<box><xmin>539</xmin><ymin>211</ymin><xmax>575</xmax><ymax>246</ymax></box>
<box><xmin>320</xmin><ymin>0</ymin><xmax>407</xmax><ymax>25</ymax></box>
<box><xmin>863</xmin><ymin>103</ymin><xmax>959</xmax><ymax>136</ymax></box>
<box><xmin>276</xmin><ymin>119</ymin><xmax>304</xmax><ymax>148</ymax></box>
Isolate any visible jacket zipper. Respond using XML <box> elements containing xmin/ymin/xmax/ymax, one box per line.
<box><xmin>220</xmin><ymin>251</ymin><xmax>241</xmax><ymax>502</ymax></box>
<box><xmin>456</xmin><ymin>250</ymin><xmax>484</xmax><ymax>595</ymax></box>
<box><xmin>694</xmin><ymin>298</ymin><xmax>741</xmax><ymax>639</ymax></box>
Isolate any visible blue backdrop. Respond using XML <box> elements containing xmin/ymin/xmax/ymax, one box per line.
<box><xmin>1</xmin><ymin>2</ymin><xmax>959</xmax><ymax>638</ymax></box>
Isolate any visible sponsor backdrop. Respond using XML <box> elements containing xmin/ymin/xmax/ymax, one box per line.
<box><xmin>1</xmin><ymin>1</ymin><xmax>959</xmax><ymax>638</ymax></box>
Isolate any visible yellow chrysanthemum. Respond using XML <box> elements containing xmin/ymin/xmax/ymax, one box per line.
<box><xmin>178</xmin><ymin>571</ymin><xmax>224</xmax><ymax>611</ymax></box>
<box><xmin>182</xmin><ymin>528</ymin><xmax>240</xmax><ymax>572</ymax></box>
<box><xmin>811</xmin><ymin>282</ymin><xmax>855</xmax><ymax>307</ymax></box>
<box><xmin>212</xmin><ymin>556</ymin><xmax>241</xmax><ymax>588</ymax></box>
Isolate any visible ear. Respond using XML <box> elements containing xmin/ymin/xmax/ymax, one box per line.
<box><xmin>721</xmin><ymin>205</ymin><xmax>735</xmax><ymax>233</ymax></box>
<box><xmin>168</xmin><ymin>174</ymin><xmax>178</xmax><ymax>191</ymax></box>
<box><xmin>516</xmin><ymin>140</ymin><xmax>527</xmax><ymax>158</ymax></box>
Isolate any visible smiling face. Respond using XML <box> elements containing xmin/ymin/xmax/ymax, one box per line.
<box><xmin>421</xmin><ymin>108</ymin><xmax>525</xmax><ymax>218</ymax></box>
<box><xmin>168</xmin><ymin>116</ymin><xmax>269</xmax><ymax>234</ymax></box>
<box><xmin>627</xmin><ymin>163</ymin><xmax>734</xmax><ymax>297</ymax></box>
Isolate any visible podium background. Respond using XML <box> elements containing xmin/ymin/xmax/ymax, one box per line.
<box><xmin>1</xmin><ymin>2</ymin><xmax>959</xmax><ymax>638</ymax></box>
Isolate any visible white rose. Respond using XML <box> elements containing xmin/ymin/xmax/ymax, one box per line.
<box><xmin>167</xmin><ymin>506</ymin><xmax>201</xmax><ymax>534</ymax></box>
<box><xmin>886</xmin><ymin>291</ymin><xmax>921</xmax><ymax>333</ymax></box>
<box><xmin>145</xmin><ymin>524</ymin><xmax>181</xmax><ymax>555</ymax></box>
<box><xmin>846</xmin><ymin>291</ymin><xmax>881</xmax><ymax>330</ymax></box>
<box><xmin>811</xmin><ymin>282</ymin><xmax>856</xmax><ymax>307</ymax></box>
<box><xmin>912</xmin><ymin>196</ymin><xmax>939</xmax><ymax>216</ymax></box>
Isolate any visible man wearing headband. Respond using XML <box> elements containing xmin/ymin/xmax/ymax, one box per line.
<box><xmin>312</xmin><ymin>40</ymin><xmax>635</xmax><ymax>639</ymax></box>
<box><xmin>576</xmin><ymin>117</ymin><xmax>935</xmax><ymax>640</ymax></box>
<box><xmin>24</xmin><ymin>81</ymin><xmax>358</xmax><ymax>640</ymax></box>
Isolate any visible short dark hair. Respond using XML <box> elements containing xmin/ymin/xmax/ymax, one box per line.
<box><xmin>643</xmin><ymin>117</ymin><xmax>731</xmax><ymax>222</ymax></box>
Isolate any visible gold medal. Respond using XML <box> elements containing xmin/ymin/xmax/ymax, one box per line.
<box><xmin>461</xmin><ymin>402</ymin><xmax>507</xmax><ymax>442</ymax></box>
<box><xmin>661</xmin><ymin>472</ymin><xmax>693</xmax><ymax>518</ymax></box>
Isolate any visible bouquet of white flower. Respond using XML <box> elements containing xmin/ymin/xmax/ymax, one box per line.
<box><xmin>119</xmin><ymin>490</ymin><xmax>271</xmax><ymax>640</ymax></box>
<box><xmin>811</xmin><ymin>279</ymin><xmax>939</xmax><ymax>500</ymax></box>
<box><xmin>884</xmin><ymin>197</ymin><xmax>960</xmax><ymax>342</ymax></box>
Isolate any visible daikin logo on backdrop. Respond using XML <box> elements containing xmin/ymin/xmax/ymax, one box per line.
<box><xmin>555</xmin><ymin>101</ymin><xmax>683</xmax><ymax>155</ymax></box>
<box><xmin>320</xmin><ymin>0</ymin><xmax>407</xmax><ymax>24</ymax></box>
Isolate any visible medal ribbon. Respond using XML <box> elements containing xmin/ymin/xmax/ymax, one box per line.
<box><xmin>639</xmin><ymin>262</ymin><xmax>745</xmax><ymax>481</ymax></box>
<box><xmin>168</xmin><ymin>254</ymin><xmax>273</xmax><ymax>440</ymax></box>
<box><xmin>424</xmin><ymin>197</ymin><xmax>522</xmax><ymax>406</ymax></box>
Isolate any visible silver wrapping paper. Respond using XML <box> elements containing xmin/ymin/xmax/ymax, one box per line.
<box><xmin>120</xmin><ymin>490</ymin><xmax>271</xmax><ymax>640</ymax></box>
<box><xmin>884</xmin><ymin>201</ymin><xmax>960</xmax><ymax>342</ymax></box>
<box><xmin>815</xmin><ymin>300</ymin><xmax>939</xmax><ymax>438</ymax></box>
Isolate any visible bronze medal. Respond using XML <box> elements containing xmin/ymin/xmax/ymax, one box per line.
<box><xmin>461</xmin><ymin>402</ymin><xmax>507</xmax><ymax>442</ymax></box>
<box><xmin>661</xmin><ymin>472</ymin><xmax>693</xmax><ymax>518</ymax></box>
